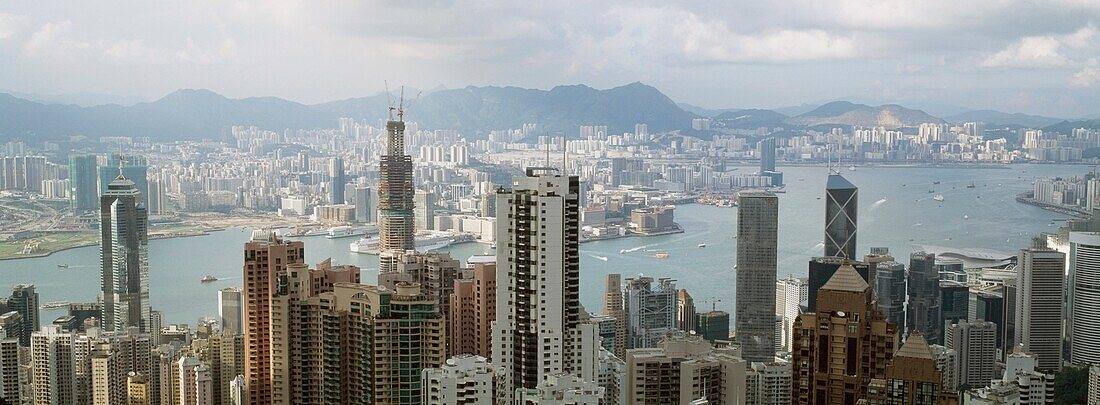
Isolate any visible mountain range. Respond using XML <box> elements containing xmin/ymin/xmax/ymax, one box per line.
<box><xmin>0</xmin><ymin>83</ymin><xmax>1094</xmax><ymax>141</ymax></box>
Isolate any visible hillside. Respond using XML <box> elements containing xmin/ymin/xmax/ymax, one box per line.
<box><xmin>785</xmin><ymin>101</ymin><xmax>944</xmax><ymax>128</ymax></box>
<box><xmin>946</xmin><ymin>110</ymin><xmax>1064</xmax><ymax>128</ymax></box>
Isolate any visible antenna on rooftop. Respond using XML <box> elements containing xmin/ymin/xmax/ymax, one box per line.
<box><xmin>385</xmin><ymin>81</ymin><xmax>395</xmax><ymax>121</ymax></box>
<box><xmin>398</xmin><ymin>86</ymin><xmax>405</xmax><ymax>122</ymax></box>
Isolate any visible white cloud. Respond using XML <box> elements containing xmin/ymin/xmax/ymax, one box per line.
<box><xmin>980</xmin><ymin>25</ymin><xmax>1097</xmax><ymax>68</ymax></box>
<box><xmin>0</xmin><ymin>13</ymin><xmax>31</xmax><ymax>40</ymax></box>
<box><xmin>1071</xmin><ymin>59</ymin><xmax>1100</xmax><ymax>87</ymax></box>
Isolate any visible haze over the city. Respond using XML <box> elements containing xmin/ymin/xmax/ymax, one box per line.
<box><xmin>2</xmin><ymin>1</ymin><xmax>1100</xmax><ymax>117</ymax></box>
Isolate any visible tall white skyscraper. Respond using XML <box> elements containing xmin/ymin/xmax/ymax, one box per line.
<box><xmin>774</xmin><ymin>275</ymin><xmax>807</xmax><ymax>352</ymax></box>
<box><xmin>217</xmin><ymin>288</ymin><xmax>243</xmax><ymax>336</ymax></box>
<box><xmin>1015</xmin><ymin>248</ymin><xmax>1065</xmax><ymax>371</ymax></box>
<box><xmin>492</xmin><ymin>168</ymin><xmax>598</xmax><ymax>403</ymax></box>
<box><xmin>1070</xmin><ymin>232</ymin><xmax>1100</xmax><ymax>365</ymax></box>
<box><xmin>100</xmin><ymin>170</ymin><xmax>150</xmax><ymax>332</ymax></box>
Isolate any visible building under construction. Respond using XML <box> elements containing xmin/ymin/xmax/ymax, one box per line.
<box><xmin>378</xmin><ymin>117</ymin><xmax>415</xmax><ymax>273</ymax></box>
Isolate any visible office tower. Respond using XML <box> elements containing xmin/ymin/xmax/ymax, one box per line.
<box><xmin>589</xmin><ymin>314</ymin><xmax>618</xmax><ymax>355</ymax></box>
<box><xmin>450</xmin><ymin>262</ymin><xmax>497</xmax><ymax>360</ymax></box>
<box><xmin>354</xmin><ymin>186</ymin><xmax>373</xmax><ymax>223</ymax></box>
<box><xmin>6</xmin><ymin>284</ymin><xmax>38</xmax><ymax>346</ymax></box>
<box><xmin>100</xmin><ymin>170</ymin><xmax>150</xmax><ymax>332</ymax></box>
<box><xmin>378</xmin><ymin>119</ymin><xmax>416</xmax><ymax>273</ymax></box>
<box><xmin>624</xmin><ymin>335</ymin><xmax>747</xmax><ymax>404</ymax></box>
<box><xmin>218</xmin><ymin>287</ymin><xmax>243</xmax><ymax>335</ymax></box>
<box><xmin>908</xmin><ymin>252</ymin><xmax>943</xmax><ymax>344</ymax></box>
<box><xmin>758</xmin><ymin>137</ymin><xmax>776</xmax><ymax>173</ymax></box>
<box><xmin>415</xmin><ymin>190</ymin><xmax>435</xmax><ymax>231</ymax></box>
<box><xmin>775</xmin><ymin>275</ymin><xmax>807</xmax><ymax>352</ymax></box>
<box><xmin>1015</xmin><ymin>248</ymin><xmax>1065</xmax><ymax>371</ymax></box>
<box><xmin>242</xmin><ymin>231</ymin><xmax>304</xmax><ymax>405</ymax></box>
<box><xmin>329</xmin><ymin>156</ymin><xmax>345</xmax><ymax>204</ymax></box>
<box><xmin>604</xmin><ymin>274</ymin><xmax>627</xmax><ymax>358</ymax></box>
<box><xmin>128</xmin><ymin>372</ymin><xmax>151</xmax><ymax>405</ymax></box>
<box><xmin>695</xmin><ymin>310</ymin><xmax>730</xmax><ymax>342</ymax></box>
<box><xmin>868</xmin><ymin>331</ymin><xmax>955</xmax><ymax>404</ymax></box>
<box><xmin>610</xmin><ymin>158</ymin><xmax>625</xmax><ymax>187</ymax></box>
<box><xmin>421</xmin><ymin>355</ymin><xmax>496</xmax><ymax>404</ymax></box>
<box><xmin>147</xmin><ymin>178</ymin><xmax>166</xmax><ymax>215</ymax></box>
<box><xmin>944</xmin><ymin>320</ymin><xmax>996</xmax><ymax>389</ymax></box>
<box><xmin>493</xmin><ymin>168</ymin><xmax>598</xmax><ymax>400</ymax></box>
<box><xmin>941</xmin><ymin>280</ymin><xmax>970</xmax><ymax>329</ymax></box>
<box><xmin>31</xmin><ymin>326</ymin><xmax>76</xmax><ymax>405</ymax></box>
<box><xmin>382</xmin><ymin>251</ymin><xmax>459</xmax><ymax>318</ymax></box>
<box><xmin>100</xmin><ymin>154</ymin><xmax>149</xmax><ymax>207</ymax></box>
<box><xmin>1070</xmin><ymin>231</ymin><xmax>1100</xmax><ymax>365</ymax></box>
<box><xmin>791</xmin><ymin>263</ymin><xmax>898</xmax><ymax>404</ymax></box>
<box><xmin>824</xmin><ymin>173</ymin><xmax>857</xmax><ymax>259</ymax></box>
<box><xmin>1001</xmin><ymin>279</ymin><xmax>1018</xmax><ymax>362</ymax></box>
<box><xmin>874</xmin><ymin>260</ymin><xmax>907</xmax><ymax>328</ymax></box>
<box><xmin>67</xmin><ymin>303</ymin><xmax>103</xmax><ymax>333</ymax></box>
<box><xmin>69</xmin><ymin>154</ymin><xmax>99</xmax><ymax>214</ymax></box>
<box><xmin>623</xmin><ymin>277</ymin><xmax>677</xmax><ymax>349</ymax></box>
<box><xmin>676</xmin><ymin>289</ymin><xmax>696</xmax><ymax>334</ymax></box>
<box><xmin>970</xmin><ymin>285</ymin><xmax>1006</xmax><ymax>350</ymax></box>
<box><xmin>807</xmin><ymin>257</ymin><xmax>870</xmax><ymax>312</ymax></box>
<box><xmin>0</xmin><ymin>326</ymin><xmax>20</xmax><ymax>403</ymax></box>
<box><xmin>747</xmin><ymin>361</ymin><xmax>791</xmax><ymax>405</ymax></box>
<box><xmin>736</xmin><ymin>191</ymin><xmax>778</xmax><ymax>362</ymax></box>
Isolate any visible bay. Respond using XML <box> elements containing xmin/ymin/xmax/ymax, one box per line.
<box><xmin>0</xmin><ymin>164</ymin><xmax>1076</xmax><ymax>325</ymax></box>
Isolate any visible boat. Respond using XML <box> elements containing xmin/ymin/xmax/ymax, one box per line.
<box><xmin>349</xmin><ymin>231</ymin><xmax>464</xmax><ymax>254</ymax></box>
<box><xmin>964</xmin><ymin>214</ymin><xmax>969</xmax><ymax>220</ymax></box>
<box><xmin>933</xmin><ymin>181</ymin><xmax>941</xmax><ymax>184</ymax></box>
<box><xmin>593</xmin><ymin>255</ymin><xmax>608</xmax><ymax>262</ymax></box>
<box><xmin>57</xmin><ymin>264</ymin><xmax>69</xmax><ymax>268</ymax></box>
<box><xmin>966</xmin><ymin>182</ymin><xmax>976</xmax><ymax>189</ymax></box>
<box><xmin>849</xmin><ymin>166</ymin><xmax>856</xmax><ymax>171</ymax></box>
<box><xmin>619</xmin><ymin>246</ymin><xmax>644</xmax><ymax>254</ymax></box>
<box><xmin>698</xmin><ymin>243</ymin><xmax>707</xmax><ymax>248</ymax></box>
<box><xmin>40</xmin><ymin>301</ymin><xmax>70</xmax><ymax>309</ymax></box>
<box><xmin>928</xmin><ymin>189</ymin><xmax>935</xmax><ymax>193</ymax></box>
<box><xmin>933</xmin><ymin>195</ymin><xmax>945</xmax><ymax>202</ymax></box>
<box><xmin>326</xmin><ymin>226</ymin><xmax>366</xmax><ymax>239</ymax></box>
<box><xmin>201</xmin><ymin>275</ymin><xmax>218</xmax><ymax>283</ymax></box>
<box><xmin>654</xmin><ymin>252</ymin><xmax>670</xmax><ymax>259</ymax></box>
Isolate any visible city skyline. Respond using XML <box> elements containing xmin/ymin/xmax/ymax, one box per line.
<box><xmin>0</xmin><ymin>2</ymin><xmax>1098</xmax><ymax>117</ymax></box>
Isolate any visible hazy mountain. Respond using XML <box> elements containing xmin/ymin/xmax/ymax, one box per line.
<box><xmin>712</xmin><ymin>109</ymin><xmax>788</xmax><ymax>129</ymax></box>
<box><xmin>0</xmin><ymin>89</ymin><xmax>145</xmax><ymax>107</ymax></box>
<box><xmin>676</xmin><ymin>103</ymin><xmax>742</xmax><ymax>118</ymax></box>
<box><xmin>946</xmin><ymin>110</ymin><xmax>1065</xmax><ymax>128</ymax></box>
<box><xmin>785</xmin><ymin>101</ymin><xmax>944</xmax><ymax>128</ymax></box>
<box><xmin>0</xmin><ymin>82</ymin><xmax>695</xmax><ymax>140</ymax></box>
<box><xmin>1045</xmin><ymin>119</ymin><xmax>1100</xmax><ymax>134</ymax></box>
<box><xmin>772</xmin><ymin>103</ymin><xmax>821</xmax><ymax>116</ymax></box>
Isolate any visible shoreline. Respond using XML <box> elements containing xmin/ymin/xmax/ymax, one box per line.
<box><xmin>0</xmin><ymin>228</ymin><xmax>225</xmax><ymax>261</ymax></box>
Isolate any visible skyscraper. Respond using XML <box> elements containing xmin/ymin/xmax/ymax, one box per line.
<box><xmin>696</xmin><ymin>311</ymin><xmax>730</xmax><ymax>342</ymax></box>
<box><xmin>329</xmin><ymin>156</ymin><xmax>345</xmax><ymax>204</ymax></box>
<box><xmin>806</xmin><ymin>257</ymin><xmax>871</xmax><ymax>312</ymax></box>
<box><xmin>217</xmin><ymin>287</ymin><xmax>243</xmax><ymax>336</ymax></box>
<box><xmin>1016</xmin><ymin>248</ymin><xmax>1065</xmax><ymax>371</ymax></box>
<box><xmin>99</xmin><ymin>154</ymin><xmax>149</xmax><ymax>208</ymax></box>
<box><xmin>6</xmin><ymin>284</ymin><xmax>38</xmax><ymax>346</ymax></box>
<box><xmin>866</xmin><ymin>331</ymin><xmax>955</xmax><ymax>404</ymax></box>
<box><xmin>944</xmin><ymin>320</ymin><xmax>997</xmax><ymax>389</ymax></box>
<box><xmin>492</xmin><ymin>167</ymin><xmax>597</xmax><ymax>401</ymax></box>
<box><xmin>100</xmin><ymin>170</ymin><xmax>150</xmax><ymax>332</ymax></box>
<box><xmin>1070</xmin><ymin>231</ymin><xmax>1100</xmax><ymax>366</ymax></box>
<box><xmin>824</xmin><ymin>173</ymin><xmax>857</xmax><ymax>259</ymax></box>
<box><xmin>623</xmin><ymin>277</ymin><xmax>677</xmax><ymax>349</ymax></box>
<box><xmin>676</xmin><ymin>289</ymin><xmax>696</xmax><ymax>334</ymax></box>
<box><xmin>907</xmin><ymin>251</ymin><xmax>943</xmax><ymax>344</ymax></box>
<box><xmin>874</xmin><ymin>259</ymin><xmax>907</xmax><ymax>328</ymax></box>
<box><xmin>450</xmin><ymin>262</ymin><xmax>496</xmax><ymax>360</ymax></box>
<box><xmin>604</xmin><ymin>274</ymin><xmax>626</xmax><ymax>359</ymax></box>
<box><xmin>243</xmin><ymin>231</ymin><xmax>304</xmax><ymax>405</ymax></box>
<box><xmin>775</xmin><ymin>275</ymin><xmax>807</xmax><ymax>352</ymax></box>
<box><xmin>791</xmin><ymin>263</ymin><xmax>898</xmax><ymax>404</ymax></box>
<box><xmin>378</xmin><ymin>119</ymin><xmax>416</xmax><ymax>273</ymax></box>
<box><xmin>415</xmin><ymin>190</ymin><xmax>435</xmax><ymax>231</ymax></box>
<box><xmin>736</xmin><ymin>191</ymin><xmax>778</xmax><ymax>362</ymax></box>
<box><xmin>69</xmin><ymin>154</ymin><xmax>99</xmax><ymax>215</ymax></box>
<box><xmin>624</xmin><ymin>335</ymin><xmax>746</xmax><ymax>404</ymax></box>
<box><xmin>758</xmin><ymin>137</ymin><xmax>776</xmax><ymax>173</ymax></box>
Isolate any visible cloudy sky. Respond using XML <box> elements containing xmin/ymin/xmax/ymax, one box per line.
<box><xmin>1</xmin><ymin>1</ymin><xmax>1099</xmax><ymax>117</ymax></box>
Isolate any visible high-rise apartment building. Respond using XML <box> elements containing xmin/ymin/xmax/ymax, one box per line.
<box><xmin>492</xmin><ymin>168</ymin><xmax>598</xmax><ymax>401</ymax></box>
<box><xmin>824</xmin><ymin>173</ymin><xmax>857</xmax><ymax>259</ymax></box>
<box><xmin>69</xmin><ymin>154</ymin><xmax>99</xmax><ymax>214</ymax></box>
<box><xmin>736</xmin><ymin>191</ymin><xmax>778</xmax><ymax>362</ymax></box>
<box><xmin>1089</xmin><ymin>364</ymin><xmax>1100</xmax><ymax>405</ymax></box>
<box><xmin>747</xmin><ymin>361</ymin><xmax>791</xmax><ymax>405</ymax></box>
<box><xmin>0</xmin><ymin>326</ymin><xmax>21</xmax><ymax>403</ymax></box>
<box><xmin>100</xmin><ymin>170</ymin><xmax>150</xmax><ymax>332</ymax></box>
<box><xmin>31</xmin><ymin>326</ymin><xmax>76</xmax><ymax>405</ymax></box>
<box><xmin>217</xmin><ymin>287</ymin><xmax>243</xmax><ymax>336</ymax></box>
<box><xmin>378</xmin><ymin>119</ymin><xmax>416</xmax><ymax>273</ymax></box>
<box><xmin>1070</xmin><ymin>231</ymin><xmax>1100</xmax><ymax>365</ymax></box>
<box><xmin>676</xmin><ymin>289</ymin><xmax>696</xmax><ymax>334</ymax></box>
<box><xmin>944</xmin><ymin>320</ymin><xmax>997</xmax><ymax>389</ymax></box>
<box><xmin>604</xmin><ymin>274</ymin><xmax>627</xmax><ymax>358</ymax></box>
<box><xmin>874</xmin><ymin>259</ymin><xmax>907</xmax><ymax>328</ymax></box>
<box><xmin>908</xmin><ymin>251</ymin><xmax>943</xmax><ymax>344</ymax></box>
<box><xmin>791</xmin><ymin>263</ymin><xmax>898</xmax><ymax>404</ymax></box>
<box><xmin>242</xmin><ymin>231</ymin><xmax>304</xmax><ymax>405</ymax></box>
<box><xmin>382</xmin><ymin>251</ymin><xmax>460</xmax><ymax>319</ymax></box>
<box><xmin>624</xmin><ymin>335</ymin><xmax>746</xmax><ymax>404</ymax></box>
<box><xmin>450</xmin><ymin>261</ymin><xmax>497</xmax><ymax>360</ymax></box>
<box><xmin>203</xmin><ymin>332</ymin><xmax>244</xmax><ymax>405</ymax></box>
<box><xmin>127</xmin><ymin>372</ymin><xmax>151</xmax><ymax>405</ymax></box>
<box><xmin>623</xmin><ymin>276</ymin><xmax>678</xmax><ymax>349</ymax></box>
<box><xmin>6</xmin><ymin>284</ymin><xmax>38</xmax><ymax>346</ymax></box>
<box><xmin>1016</xmin><ymin>248</ymin><xmax>1065</xmax><ymax>371</ymax></box>
<box><xmin>775</xmin><ymin>275</ymin><xmax>807</xmax><ymax>352</ymax></box>
<box><xmin>867</xmin><ymin>331</ymin><xmax>955</xmax><ymax>405</ymax></box>
<box><xmin>421</xmin><ymin>355</ymin><xmax>496</xmax><ymax>404</ymax></box>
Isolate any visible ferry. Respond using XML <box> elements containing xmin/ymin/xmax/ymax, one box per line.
<box><xmin>40</xmin><ymin>301</ymin><xmax>70</xmax><ymax>309</ymax></box>
<box><xmin>654</xmin><ymin>252</ymin><xmax>670</xmax><ymax>259</ymax></box>
<box><xmin>326</xmin><ymin>226</ymin><xmax>366</xmax><ymax>239</ymax></box>
<box><xmin>619</xmin><ymin>246</ymin><xmax>644</xmax><ymax>254</ymax></box>
<box><xmin>698</xmin><ymin>243</ymin><xmax>707</xmax><ymax>248</ymax></box>
<box><xmin>933</xmin><ymin>195</ymin><xmax>945</xmax><ymax>202</ymax></box>
<box><xmin>200</xmin><ymin>275</ymin><xmax>218</xmax><ymax>283</ymax></box>
<box><xmin>57</xmin><ymin>264</ymin><xmax>69</xmax><ymax>268</ymax></box>
<box><xmin>966</xmin><ymin>182</ymin><xmax>976</xmax><ymax>189</ymax></box>
<box><xmin>933</xmin><ymin>181</ymin><xmax>941</xmax><ymax>184</ymax></box>
<box><xmin>349</xmin><ymin>231</ymin><xmax>466</xmax><ymax>254</ymax></box>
